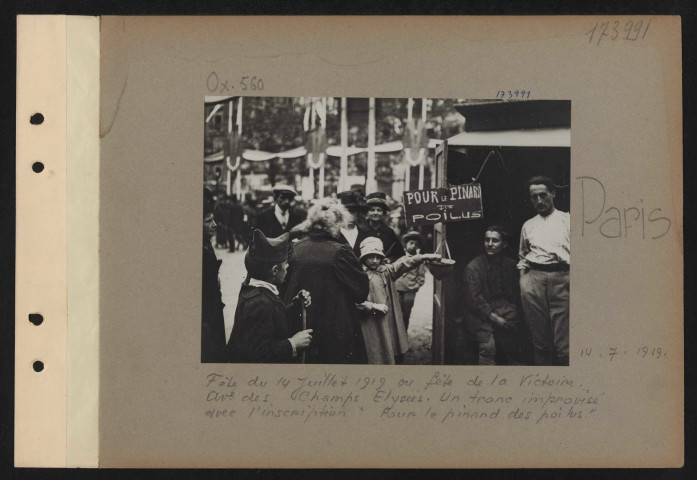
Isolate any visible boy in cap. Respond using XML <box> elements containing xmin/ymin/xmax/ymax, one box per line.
<box><xmin>356</xmin><ymin>237</ymin><xmax>440</xmax><ymax>364</ymax></box>
<box><xmin>254</xmin><ymin>184</ymin><xmax>304</xmax><ymax>238</ymax></box>
<box><xmin>363</xmin><ymin>192</ymin><xmax>405</xmax><ymax>263</ymax></box>
<box><xmin>226</xmin><ymin>229</ymin><xmax>313</xmax><ymax>363</ymax></box>
<box><xmin>395</xmin><ymin>231</ymin><xmax>427</xmax><ymax>332</ymax></box>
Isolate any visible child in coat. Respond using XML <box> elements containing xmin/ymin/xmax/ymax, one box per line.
<box><xmin>395</xmin><ymin>231</ymin><xmax>428</xmax><ymax>332</ymax></box>
<box><xmin>356</xmin><ymin>236</ymin><xmax>440</xmax><ymax>364</ymax></box>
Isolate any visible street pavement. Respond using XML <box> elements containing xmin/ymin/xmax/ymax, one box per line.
<box><xmin>214</xmin><ymin>246</ymin><xmax>434</xmax><ymax>364</ymax></box>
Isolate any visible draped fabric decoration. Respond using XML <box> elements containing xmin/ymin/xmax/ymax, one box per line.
<box><xmin>402</xmin><ymin>118</ymin><xmax>429</xmax><ymax>167</ymax></box>
<box><xmin>242</xmin><ymin>147</ymin><xmax>308</xmax><ymax>162</ymax></box>
<box><xmin>304</xmin><ymin>98</ymin><xmax>328</xmax><ymax>169</ymax></box>
<box><xmin>224</xmin><ymin>129</ymin><xmax>242</xmax><ymax>172</ymax></box>
<box><xmin>224</xmin><ymin>97</ymin><xmax>243</xmax><ymax>173</ymax></box>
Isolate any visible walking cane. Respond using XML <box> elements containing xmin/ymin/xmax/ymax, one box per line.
<box><xmin>301</xmin><ymin>301</ymin><xmax>307</xmax><ymax>364</ymax></box>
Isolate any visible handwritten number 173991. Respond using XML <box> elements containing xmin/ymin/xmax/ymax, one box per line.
<box><xmin>586</xmin><ymin>19</ymin><xmax>651</xmax><ymax>46</ymax></box>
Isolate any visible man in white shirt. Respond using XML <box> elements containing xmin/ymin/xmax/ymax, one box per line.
<box><xmin>337</xmin><ymin>190</ymin><xmax>369</xmax><ymax>258</ymax></box>
<box><xmin>254</xmin><ymin>185</ymin><xmax>304</xmax><ymax>238</ymax></box>
<box><xmin>518</xmin><ymin>176</ymin><xmax>570</xmax><ymax>366</ymax></box>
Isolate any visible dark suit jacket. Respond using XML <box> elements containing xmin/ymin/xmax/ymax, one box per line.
<box><xmin>254</xmin><ymin>206</ymin><xmax>303</xmax><ymax>238</ymax></box>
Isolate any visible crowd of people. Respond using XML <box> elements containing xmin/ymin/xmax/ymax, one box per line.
<box><xmin>202</xmin><ymin>175</ymin><xmax>570</xmax><ymax>367</ymax></box>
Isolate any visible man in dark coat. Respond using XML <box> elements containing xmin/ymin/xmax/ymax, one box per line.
<box><xmin>363</xmin><ymin>191</ymin><xmax>405</xmax><ymax>262</ymax></box>
<box><xmin>202</xmin><ymin>188</ymin><xmax>227</xmax><ymax>363</ymax></box>
<box><xmin>284</xmin><ymin>197</ymin><xmax>370</xmax><ymax>364</ymax></box>
<box><xmin>254</xmin><ymin>184</ymin><xmax>304</xmax><ymax>238</ymax></box>
<box><xmin>462</xmin><ymin>225</ymin><xmax>531</xmax><ymax>365</ymax></box>
<box><xmin>213</xmin><ymin>194</ymin><xmax>230</xmax><ymax>249</ymax></box>
<box><xmin>226</xmin><ymin>230</ymin><xmax>313</xmax><ymax>363</ymax></box>
<box><xmin>226</xmin><ymin>195</ymin><xmax>246</xmax><ymax>252</ymax></box>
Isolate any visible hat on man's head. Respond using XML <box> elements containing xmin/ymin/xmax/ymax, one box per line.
<box><xmin>359</xmin><ymin>236</ymin><xmax>385</xmax><ymax>260</ymax></box>
<box><xmin>272</xmin><ymin>184</ymin><xmax>298</xmax><ymax>197</ymax></box>
<box><xmin>204</xmin><ymin>188</ymin><xmax>215</xmax><ymax>216</ymax></box>
<box><xmin>246</xmin><ymin>229</ymin><xmax>290</xmax><ymax>264</ymax></box>
<box><xmin>365</xmin><ymin>191</ymin><xmax>388</xmax><ymax>212</ymax></box>
<box><xmin>337</xmin><ymin>190</ymin><xmax>361</xmax><ymax>209</ymax></box>
<box><xmin>402</xmin><ymin>230</ymin><xmax>424</xmax><ymax>245</ymax></box>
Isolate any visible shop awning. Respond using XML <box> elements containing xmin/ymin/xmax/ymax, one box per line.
<box><xmin>446</xmin><ymin>128</ymin><xmax>570</xmax><ymax>148</ymax></box>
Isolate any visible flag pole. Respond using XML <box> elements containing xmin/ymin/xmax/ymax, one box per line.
<box><xmin>340</xmin><ymin>97</ymin><xmax>348</xmax><ymax>192</ymax></box>
<box><xmin>419</xmin><ymin>98</ymin><xmax>427</xmax><ymax>190</ymax></box>
<box><xmin>318</xmin><ymin>98</ymin><xmax>326</xmax><ymax>198</ymax></box>
<box><xmin>405</xmin><ymin>98</ymin><xmax>413</xmax><ymax>191</ymax></box>
<box><xmin>235</xmin><ymin>97</ymin><xmax>243</xmax><ymax>199</ymax></box>
<box><xmin>366</xmin><ymin>98</ymin><xmax>377</xmax><ymax>194</ymax></box>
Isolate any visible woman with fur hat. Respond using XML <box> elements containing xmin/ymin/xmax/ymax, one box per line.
<box><xmin>283</xmin><ymin>197</ymin><xmax>371</xmax><ymax>364</ymax></box>
<box><xmin>356</xmin><ymin>237</ymin><xmax>440</xmax><ymax>364</ymax></box>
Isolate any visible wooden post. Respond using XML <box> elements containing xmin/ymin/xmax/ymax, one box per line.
<box><xmin>418</xmin><ymin>98</ymin><xmax>427</xmax><ymax>189</ymax></box>
<box><xmin>234</xmin><ymin>97</ymin><xmax>243</xmax><ymax>199</ymax></box>
<box><xmin>432</xmin><ymin>140</ymin><xmax>447</xmax><ymax>365</ymax></box>
<box><xmin>340</xmin><ymin>97</ymin><xmax>348</xmax><ymax>192</ymax></box>
<box><xmin>405</xmin><ymin>98</ymin><xmax>413</xmax><ymax>192</ymax></box>
<box><xmin>366</xmin><ymin>98</ymin><xmax>377</xmax><ymax>194</ymax></box>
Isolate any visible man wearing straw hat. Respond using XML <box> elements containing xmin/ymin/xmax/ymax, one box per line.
<box><xmin>254</xmin><ymin>184</ymin><xmax>304</xmax><ymax>239</ymax></box>
<box><xmin>226</xmin><ymin>229</ymin><xmax>313</xmax><ymax>363</ymax></box>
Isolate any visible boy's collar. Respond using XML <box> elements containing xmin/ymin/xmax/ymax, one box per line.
<box><xmin>248</xmin><ymin>278</ymin><xmax>279</xmax><ymax>296</ymax></box>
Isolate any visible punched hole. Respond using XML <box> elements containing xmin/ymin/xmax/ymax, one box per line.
<box><xmin>28</xmin><ymin>313</ymin><xmax>43</xmax><ymax>326</ymax></box>
<box><xmin>30</xmin><ymin>113</ymin><xmax>44</xmax><ymax>125</ymax></box>
<box><xmin>32</xmin><ymin>162</ymin><xmax>44</xmax><ymax>173</ymax></box>
<box><xmin>33</xmin><ymin>361</ymin><xmax>44</xmax><ymax>372</ymax></box>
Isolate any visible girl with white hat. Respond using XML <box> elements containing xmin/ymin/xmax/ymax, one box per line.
<box><xmin>356</xmin><ymin>237</ymin><xmax>440</xmax><ymax>364</ymax></box>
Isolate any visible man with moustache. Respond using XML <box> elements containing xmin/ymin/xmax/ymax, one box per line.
<box><xmin>254</xmin><ymin>184</ymin><xmax>304</xmax><ymax>238</ymax></box>
<box><xmin>518</xmin><ymin>176</ymin><xmax>570</xmax><ymax>366</ymax></box>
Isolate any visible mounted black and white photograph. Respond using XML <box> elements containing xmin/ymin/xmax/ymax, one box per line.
<box><xmin>202</xmin><ymin>97</ymin><xmax>570</xmax><ymax>366</ymax></box>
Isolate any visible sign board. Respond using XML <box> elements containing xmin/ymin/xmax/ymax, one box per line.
<box><xmin>403</xmin><ymin>183</ymin><xmax>483</xmax><ymax>227</ymax></box>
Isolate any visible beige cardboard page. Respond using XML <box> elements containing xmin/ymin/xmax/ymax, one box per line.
<box><xmin>16</xmin><ymin>16</ymin><xmax>100</xmax><ymax>467</ymax></box>
<box><xmin>95</xmin><ymin>16</ymin><xmax>682</xmax><ymax>468</ymax></box>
